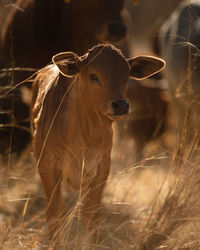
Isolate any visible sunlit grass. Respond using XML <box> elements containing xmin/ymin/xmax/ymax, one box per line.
<box><xmin>0</xmin><ymin>113</ymin><xmax>200</xmax><ymax>249</ymax></box>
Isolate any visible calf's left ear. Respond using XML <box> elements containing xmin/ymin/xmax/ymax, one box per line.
<box><xmin>128</xmin><ymin>56</ymin><xmax>165</xmax><ymax>80</ymax></box>
<box><xmin>52</xmin><ymin>52</ymin><xmax>83</xmax><ymax>77</ymax></box>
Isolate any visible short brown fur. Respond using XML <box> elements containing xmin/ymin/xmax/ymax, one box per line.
<box><xmin>30</xmin><ymin>44</ymin><xmax>165</xmax><ymax>239</ymax></box>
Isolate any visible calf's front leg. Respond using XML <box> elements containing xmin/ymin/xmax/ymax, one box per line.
<box><xmin>80</xmin><ymin>154</ymin><xmax>111</xmax><ymax>235</ymax></box>
<box><xmin>38</xmin><ymin>156</ymin><xmax>65</xmax><ymax>239</ymax></box>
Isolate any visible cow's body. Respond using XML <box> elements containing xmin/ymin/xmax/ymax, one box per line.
<box><xmin>124</xmin><ymin>0</ymin><xmax>180</xmax><ymax>54</ymax></box>
<box><xmin>0</xmin><ymin>0</ymin><xmax>126</xmax><ymax>69</ymax></box>
<box><xmin>31</xmin><ymin>44</ymin><xmax>165</xmax><ymax>240</ymax></box>
<box><xmin>115</xmin><ymin>0</ymin><xmax>177</xmax><ymax>160</ymax></box>
<box><xmin>159</xmin><ymin>0</ymin><xmax>200</xmax><ymax>149</ymax></box>
<box><xmin>126</xmin><ymin>79</ymin><xmax>170</xmax><ymax>161</ymax></box>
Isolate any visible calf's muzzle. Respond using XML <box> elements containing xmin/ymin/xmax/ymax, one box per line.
<box><xmin>112</xmin><ymin>99</ymin><xmax>129</xmax><ymax>116</ymax></box>
<box><xmin>108</xmin><ymin>21</ymin><xmax>127</xmax><ymax>41</ymax></box>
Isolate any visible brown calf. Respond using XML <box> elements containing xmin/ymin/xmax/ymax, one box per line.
<box><xmin>30</xmin><ymin>44</ymin><xmax>165</xmax><ymax>239</ymax></box>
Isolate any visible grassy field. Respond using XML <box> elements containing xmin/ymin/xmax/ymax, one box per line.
<box><xmin>0</xmin><ymin>116</ymin><xmax>200</xmax><ymax>249</ymax></box>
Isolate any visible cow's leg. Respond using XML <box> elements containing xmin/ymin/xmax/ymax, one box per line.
<box><xmin>80</xmin><ymin>155</ymin><xmax>111</xmax><ymax>240</ymax></box>
<box><xmin>38</xmin><ymin>155</ymin><xmax>65</xmax><ymax>239</ymax></box>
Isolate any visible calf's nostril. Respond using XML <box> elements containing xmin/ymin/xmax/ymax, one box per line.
<box><xmin>124</xmin><ymin>100</ymin><xmax>129</xmax><ymax>109</ymax></box>
<box><xmin>112</xmin><ymin>102</ymin><xmax>120</xmax><ymax>109</ymax></box>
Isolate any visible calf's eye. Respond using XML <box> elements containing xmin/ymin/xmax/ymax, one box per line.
<box><xmin>89</xmin><ymin>73</ymin><xmax>102</xmax><ymax>86</ymax></box>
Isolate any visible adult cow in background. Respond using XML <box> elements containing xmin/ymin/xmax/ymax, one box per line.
<box><xmin>0</xmin><ymin>0</ymin><xmax>127</xmax><ymax>157</ymax></box>
<box><xmin>123</xmin><ymin>77</ymin><xmax>170</xmax><ymax>161</ymax></box>
<box><xmin>0</xmin><ymin>0</ymin><xmax>127</xmax><ymax>70</ymax></box>
<box><xmin>125</xmin><ymin>0</ymin><xmax>181</xmax><ymax>54</ymax></box>
<box><xmin>112</xmin><ymin>0</ymin><xmax>176</xmax><ymax>161</ymax></box>
<box><xmin>159</xmin><ymin>0</ymin><xmax>200</xmax><ymax>158</ymax></box>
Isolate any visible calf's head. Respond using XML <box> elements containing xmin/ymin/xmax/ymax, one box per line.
<box><xmin>52</xmin><ymin>44</ymin><xmax>165</xmax><ymax>121</ymax></box>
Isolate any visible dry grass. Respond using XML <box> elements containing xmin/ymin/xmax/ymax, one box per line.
<box><xmin>0</xmin><ymin>56</ymin><xmax>200</xmax><ymax>250</ymax></box>
<box><xmin>0</xmin><ymin>115</ymin><xmax>200</xmax><ymax>250</ymax></box>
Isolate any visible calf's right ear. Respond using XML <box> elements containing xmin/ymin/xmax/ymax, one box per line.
<box><xmin>52</xmin><ymin>52</ymin><xmax>82</xmax><ymax>77</ymax></box>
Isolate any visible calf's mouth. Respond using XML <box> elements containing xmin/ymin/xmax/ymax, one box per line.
<box><xmin>106</xmin><ymin>99</ymin><xmax>130</xmax><ymax>121</ymax></box>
